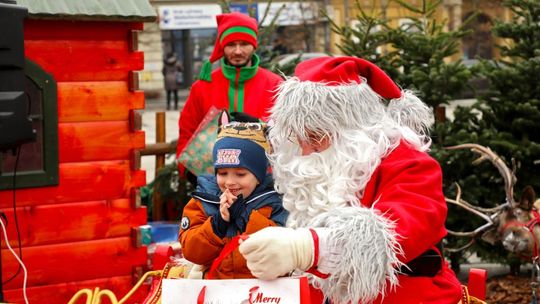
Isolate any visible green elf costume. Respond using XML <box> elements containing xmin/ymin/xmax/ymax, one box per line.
<box><xmin>176</xmin><ymin>12</ymin><xmax>282</xmax><ymax>179</ymax></box>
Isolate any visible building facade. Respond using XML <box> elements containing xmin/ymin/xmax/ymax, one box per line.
<box><xmin>140</xmin><ymin>0</ymin><xmax>511</xmax><ymax>97</ymax></box>
<box><xmin>140</xmin><ymin>0</ymin><xmax>331</xmax><ymax>96</ymax></box>
<box><xmin>328</xmin><ymin>0</ymin><xmax>510</xmax><ymax>59</ymax></box>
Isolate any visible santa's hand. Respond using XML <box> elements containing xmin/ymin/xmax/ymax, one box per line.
<box><xmin>239</xmin><ymin>227</ymin><xmax>314</xmax><ymax>280</ymax></box>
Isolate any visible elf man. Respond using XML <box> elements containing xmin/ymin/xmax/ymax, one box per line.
<box><xmin>239</xmin><ymin>56</ymin><xmax>483</xmax><ymax>303</ymax></box>
<box><xmin>176</xmin><ymin>12</ymin><xmax>282</xmax><ymax>184</ymax></box>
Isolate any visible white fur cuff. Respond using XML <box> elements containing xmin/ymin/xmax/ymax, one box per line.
<box><xmin>308</xmin><ymin>207</ymin><xmax>403</xmax><ymax>304</ymax></box>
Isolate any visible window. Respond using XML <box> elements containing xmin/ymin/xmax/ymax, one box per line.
<box><xmin>0</xmin><ymin>59</ymin><xmax>58</xmax><ymax>190</ymax></box>
<box><xmin>462</xmin><ymin>12</ymin><xmax>494</xmax><ymax>60</ymax></box>
<box><xmin>161</xmin><ymin>28</ymin><xmax>217</xmax><ymax>86</ymax></box>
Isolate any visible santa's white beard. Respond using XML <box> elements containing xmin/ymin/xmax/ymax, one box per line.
<box><xmin>271</xmin><ymin>130</ymin><xmax>405</xmax><ymax>303</ymax></box>
<box><xmin>271</xmin><ymin>129</ymin><xmax>396</xmax><ymax>228</ymax></box>
<box><xmin>266</xmin><ymin>78</ymin><xmax>432</xmax><ymax>303</ymax></box>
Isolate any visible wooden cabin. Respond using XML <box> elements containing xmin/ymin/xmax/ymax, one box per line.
<box><xmin>0</xmin><ymin>0</ymin><xmax>155</xmax><ymax>303</ymax></box>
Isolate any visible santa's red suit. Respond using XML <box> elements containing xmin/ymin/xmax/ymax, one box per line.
<box><xmin>308</xmin><ymin>140</ymin><xmax>462</xmax><ymax>303</ymax></box>
<box><xmin>238</xmin><ymin>56</ymin><xmax>463</xmax><ymax>304</ymax></box>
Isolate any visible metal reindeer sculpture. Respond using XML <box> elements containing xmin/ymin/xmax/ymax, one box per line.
<box><xmin>444</xmin><ymin>143</ymin><xmax>539</xmax><ymax>258</ymax></box>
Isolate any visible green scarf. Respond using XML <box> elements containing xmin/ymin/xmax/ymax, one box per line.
<box><xmin>217</xmin><ymin>54</ymin><xmax>260</xmax><ymax>113</ymax></box>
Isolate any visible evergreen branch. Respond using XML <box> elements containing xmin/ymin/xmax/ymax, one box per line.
<box><xmin>392</xmin><ymin>0</ymin><xmax>422</xmax><ymax>14</ymax></box>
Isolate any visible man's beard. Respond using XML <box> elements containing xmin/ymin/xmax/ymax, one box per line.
<box><xmin>270</xmin><ymin>130</ymin><xmax>395</xmax><ymax>228</ymax></box>
<box><xmin>225</xmin><ymin>56</ymin><xmax>251</xmax><ymax>68</ymax></box>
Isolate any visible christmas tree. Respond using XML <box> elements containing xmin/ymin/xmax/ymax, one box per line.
<box><xmin>475</xmin><ymin>0</ymin><xmax>540</xmax><ymax>192</ymax></box>
<box><xmin>387</xmin><ymin>0</ymin><xmax>473</xmax><ymax>111</ymax></box>
<box><xmin>434</xmin><ymin>0</ymin><xmax>540</xmax><ymax>267</ymax></box>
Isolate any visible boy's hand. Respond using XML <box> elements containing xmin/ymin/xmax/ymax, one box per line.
<box><xmin>219</xmin><ymin>202</ymin><xmax>230</xmax><ymax>222</ymax></box>
<box><xmin>219</xmin><ymin>189</ymin><xmax>237</xmax><ymax>222</ymax></box>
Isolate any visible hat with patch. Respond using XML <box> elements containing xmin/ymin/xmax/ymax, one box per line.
<box><xmin>199</xmin><ymin>12</ymin><xmax>258</xmax><ymax>82</ymax></box>
<box><xmin>212</xmin><ymin>122</ymin><xmax>270</xmax><ymax>183</ymax></box>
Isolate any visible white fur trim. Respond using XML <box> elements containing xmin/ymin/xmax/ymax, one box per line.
<box><xmin>271</xmin><ymin>78</ymin><xmax>387</xmax><ymax>143</ymax></box>
<box><xmin>388</xmin><ymin>91</ymin><xmax>434</xmax><ymax>151</ymax></box>
<box><xmin>308</xmin><ymin>207</ymin><xmax>403</xmax><ymax>304</ymax></box>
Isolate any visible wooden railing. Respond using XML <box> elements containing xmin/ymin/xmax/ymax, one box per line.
<box><xmin>140</xmin><ymin>112</ymin><xmax>175</xmax><ymax>177</ymax></box>
<box><xmin>138</xmin><ymin>112</ymin><xmax>175</xmax><ymax>221</ymax></box>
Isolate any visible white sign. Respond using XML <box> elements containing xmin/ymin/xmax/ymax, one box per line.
<box><xmin>159</xmin><ymin>5</ymin><xmax>222</xmax><ymax>30</ymax></box>
<box><xmin>162</xmin><ymin>277</ymin><xmax>303</xmax><ymax>304</ymax></box>
<box><xmin>258</xmin><ymin>2</ymin><xmax>320</xmax><ymax>26</ymax></box>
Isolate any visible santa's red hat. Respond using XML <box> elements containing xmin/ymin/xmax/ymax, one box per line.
<box><xmin>271</xmin><ymin>56</ymin><xmax>433</xmax><ymax>139</ymax></box>
<box><xmin>295</xmin><ymin>56</ymin><xmax>402</xmax><ymax>98</ymax></box>
<box><xmin>199</xmin><ymin>12</ymin><xmax>258</xmax><ymax>81</ymax></box>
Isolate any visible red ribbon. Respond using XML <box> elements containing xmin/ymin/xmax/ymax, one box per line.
<box><xmin>206</xmin><ymin>234</ymin><xmax>249</xmax><ymax>280</ymax></box>
<box><xmin>198</xmin><ymin>235</ymin><xmax>248</xmax><ymax>303</ymax></box>
<box><xmin>197</xmin><ymin>286</ymin><xmax>206</xmax><ymax>304</ymax></box>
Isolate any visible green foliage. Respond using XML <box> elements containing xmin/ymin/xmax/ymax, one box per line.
<box><xmin>327</xmin><ymin>0</ymin><xmax>397</xmax><ymax>76</ymax></box>
<box><xmin>495</xmin><ymin>0</ymin><xmax>540</xmax><ymax>59</ymax></box>
<box><xmin>432</xmin><ymin>0</ymin><xmax>540</xmax><ymax>265</ymax></box>
<box><xmin>473</xmin><ymin>0</ymin><xmax>540</xmax><ymax>192</ymax></box>
<box><xmin>331</xmin><ymin>0</ymin><xmax>473</xmax><ymax>110</ymax></box>
<box><xmin>269</xmin><ymin>55</ymin><xmax>302</xmax><ymax>76</ymax></box>
<box><xmin>141</xmin><ymin>138</ymin><xmax>194</xmax><ymax>221</ymax></box>
<box><xmin>141</xmin><ymin>160</ymin><xmax>194</xmax><ymax>221</ymax></box>
<box><xmin>386</xmin><ymin>0</ymin><xmax>473</xmax><ymax>109</ymax></box>
<box><xmin>331</xmin><ymin>0</ymin><xmax>539</xmax><ymax>265</ymax></box>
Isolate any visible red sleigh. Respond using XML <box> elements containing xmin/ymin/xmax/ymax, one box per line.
<box><xmin>140</xmin><ymin>243</ymin><xmax>488</xmax><ymax>304</ymax></box>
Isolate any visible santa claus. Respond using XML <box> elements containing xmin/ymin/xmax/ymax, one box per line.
<box><xmin>238</xmin><ymin>56</ymin><xmax>464</xmax><ymax>303</ymax></box>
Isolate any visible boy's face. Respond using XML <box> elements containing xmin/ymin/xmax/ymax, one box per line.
<box><xmin>216</xmin><ymin>167</ymin><xmax>258</xmax><ymax>198</ymax></box>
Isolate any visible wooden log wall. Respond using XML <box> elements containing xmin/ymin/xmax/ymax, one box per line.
<box><xmin>0</xmin><ymin>19</ymin><xmax>147</xmax><ymax>304</ymax></box>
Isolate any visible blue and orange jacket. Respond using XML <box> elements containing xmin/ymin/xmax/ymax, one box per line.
<box><xmin>179</xmin><ymin>174</ymin><xmax>288</xmax><ymax>279</ymax></box>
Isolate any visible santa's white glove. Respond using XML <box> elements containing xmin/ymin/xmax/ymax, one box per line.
<box><xmin>239</xmin><ymin>227</ymin><xmax>314</xmax><ymax>280</ymax></box>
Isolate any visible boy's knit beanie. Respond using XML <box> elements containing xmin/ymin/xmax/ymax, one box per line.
<box><xmin>212</xmin><ymin>123</ymin><xmax>269</xmax><ymax>183</ymax></box>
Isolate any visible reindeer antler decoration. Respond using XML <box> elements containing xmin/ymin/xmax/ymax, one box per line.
<box><xmin>445</xmin><ymin>183</ymin><xmax>509</xmax><ymax>252</ymax></box>
<box><xmin>444</xmin><ymin>143</ymin><xmax>517</xmax><ymax>252</ymax></box>
<box><xmin>446</xmin><ymin>143</ymin><xmax>517</xmax><ymax>206</ymax></box>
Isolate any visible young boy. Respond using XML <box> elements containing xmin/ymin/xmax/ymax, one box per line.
<box><xmin>178</xmin><ymin>118</ymin><xmax>287</xmax><ymax>279</ymax></box>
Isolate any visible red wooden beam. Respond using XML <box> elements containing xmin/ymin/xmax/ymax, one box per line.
<box><xmin>0</xmin><ymin>161</ymin><xmax>146</xmax><ymax>207</ymax></box>
<box><xmin>58</xmin><ymin>81</ymin><xmax>144</xmax><ymax>123</ymax></box>
<box><xmin>58</xmin><ymin>121</ymin><xmax>145</xmax><ymax>163</ymax></box>
<box><xmin>24</xmin><ymin>20</ymin><xmax>143</xmax><ymax>40</ymax></box>
<box><xmin>1</xmin><ymin>237</ymin><xmax>147</xmax><ymax>289</ymax></box>
<box><xmin>25</xmin><ymin>40</ymin><xmax>143</xmax><ymax>82</ymax></box>
<box><xmin>0</xmin><ymin>199</ymin><xmax>146</xmax><ymax>248</ymax></box>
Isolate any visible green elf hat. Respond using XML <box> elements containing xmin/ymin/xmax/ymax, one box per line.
<box><xmin>199</xmin><ymin>12</ymin><xmax>258</xmax><ymax>81</ymax></box>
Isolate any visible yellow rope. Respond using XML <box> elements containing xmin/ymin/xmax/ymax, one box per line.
<box><xmin>68</xmin><ymin>289</ymin><xmax>93</xmax><ymax>304</ymax></box>
<box><xmin>118</xmin><ymin>270</ymin><xmax>162</xmax><ymax>304</ymax></box>
<box><xmin>67</xmin><ymin>270</ymin><xmax>162</xmax><ymax>304</ymax></box>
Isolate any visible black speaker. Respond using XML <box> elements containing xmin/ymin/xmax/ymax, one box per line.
<box><xmin>0</xmin><ymin>0</ymin><xmax>36</xmax><ymax>151</ymax></box>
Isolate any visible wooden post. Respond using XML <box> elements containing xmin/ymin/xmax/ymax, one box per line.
<box><xmin>153</xmin><ymin>112</ymin><xmax>166</xmax><ymax>221</ymax></box>
<box><xmin>155</xmin><ymin>112</ymin><xmax>166</xmax><ymax>176</ymax></box>
<box><xmin>435</xmin><ymin>105</ymin><xmax>446</xmax><ymax>123</ymax></box>
<box><xmin>434</xmin><ymin>106</ymin><xmax>447</xmax><ymax>145</ymax></box>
